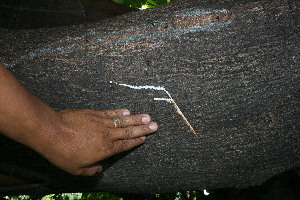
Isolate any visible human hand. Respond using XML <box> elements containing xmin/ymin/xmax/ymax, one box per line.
<box><xmin>37</xmin><ymin>109</ymin><xmax>158</xmax><ymax>176</ymax></box>
<box><xmin>0</xmin><ymin>64</ymin><xmax>158</xmax><ymax>176</ymax></box>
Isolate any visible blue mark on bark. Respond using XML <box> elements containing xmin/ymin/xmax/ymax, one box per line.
<box><xmin>5</xmin><ymin>8</ymin><xmax>233</xmax><ymax>67</ymax></box>
<box><xmin>291</xmin><ymin>56</ymin><xmax>297</xmax><ymax>61</ymax></box>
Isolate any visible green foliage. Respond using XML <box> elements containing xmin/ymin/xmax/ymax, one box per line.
<box><xmin>3</xmin><ymin>190</ymin><xmax>228</xmax><ymax>200</ymax></box>
<box><xmin>81</xmin><ymin>192</ymin><xmax>122</xmax><ymax>200</ymax></box>
<box><xmin>112</xmin><ymin>0</ymin><xmax>173</xmax><ymax>9</ymax></box>
<box><xmin>3</xmin><ymin>192</ymin><xmax>123</xmax><ymax>200</ymax></box>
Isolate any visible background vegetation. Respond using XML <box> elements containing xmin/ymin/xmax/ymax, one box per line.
<box><xmin>3</xmin><ymin>190</ymin><xmax>223</xmax><ymax>200</ymax></box>
<box><xmin>112</xmin><ymin>0</ymin><xmax>173</xmax><ymax>9</ymax></box>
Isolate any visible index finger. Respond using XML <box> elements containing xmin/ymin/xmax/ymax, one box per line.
<box><xmin>106</xmin><ymin>114</ymin><xmax>152</xmax><ymax>128</ymax></box>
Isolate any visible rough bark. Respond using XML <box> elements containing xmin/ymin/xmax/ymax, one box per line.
<box><xmin>0</xmin><ymin>0</ymin><xmax>299</xmax><ymax>195</ymax></box>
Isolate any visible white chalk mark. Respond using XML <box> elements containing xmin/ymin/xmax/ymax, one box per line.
<box><xmin>153</xmin><ymin>98</ymin><xmax>172</xmax><ymax>103</ymax></box>
<box><xmin>118</xmin><ymin>83</ymin><xmax>166</xmax><ymax>91</ymax></box>
<box><xmin>111</xmin><ymin>81</ymin><xmax>198</xmax><ymax>136</ymax></box>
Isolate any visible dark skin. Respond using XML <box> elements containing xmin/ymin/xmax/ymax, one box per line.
<box><xmin>0</xmin><ymin>63</ymin><xmax>158</xmax><ymax>176</ymax></box>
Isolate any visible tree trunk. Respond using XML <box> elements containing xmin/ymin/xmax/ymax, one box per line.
<box><xmin>0</xmin><ymin>0</ymin><xmax>299</xmax><ymax>195</ymax></box>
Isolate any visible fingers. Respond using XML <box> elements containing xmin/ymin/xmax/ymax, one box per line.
<box><xmin>112</xmin><ymin>122</ymin><xmax>158</xmax><ymax>140</ymax></box>
<box><xmin>106</xmin><ymin>114</ymin><xmax>152</xmax><ymax>128</ymax></box>
<box><xmin>83</xmin><ymin>109</ymin><xmax>155</xmax><ymax>129</ymax></box>
<box><xmin>93</xmin><ymin>109</ymin><xmax>131</xmax><ymax>118</ymax></box>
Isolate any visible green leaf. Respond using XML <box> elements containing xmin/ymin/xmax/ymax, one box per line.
<box><xmin>147</xmin><ymin>0</ymin><xmax>157</xmax><ymax>6</ymax></box>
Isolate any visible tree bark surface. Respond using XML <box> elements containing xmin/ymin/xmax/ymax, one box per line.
<box><xmin>0</xmin><ymin>0</ymin><xmax>299</xmax><ymax>195</ymax></box>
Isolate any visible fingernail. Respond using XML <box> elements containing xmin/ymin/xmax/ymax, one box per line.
<box><xmin>142</xmin><ymin>116</ymin><xmax>150</xmax><ymax>123</ymax></box>
<box><xmin>149</xmin><ymin>122</ymin><xmax>158</xmax><ymax>131</ymax></box>
<box><xmin>140</xmin><ymin>136</ymin><xmax>146</xmax><ymax>140</ymax></box>
<box><xmin>122</xmin><ymin>110</ymin><xmax>130</xmax><ymax>116</ymax></box>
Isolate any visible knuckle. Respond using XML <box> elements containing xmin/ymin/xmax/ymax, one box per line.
<box><xmin>142</xmin><ymin>126</ymin><xmax>150</xmax><ymax>133</ymax></box>
<box><xmin>104</xmin><ymin>110</ymin><xmax>117</xmax><ymax>117</ymax></box>
<box><xmin>119</xmin><ymin>117</ymin><xmax>131</xmax><ymax>128</ymax></box>
<box><xmin>122</xmin><ymin>140</ymin><xmax>130</xmax><ymax>150</ymax></box>
<box><xmin>135</xmin><ymin>138</ymin><xmax>145</xmax><ymax>145</ymax></box>
<box><xmin>124</xmin><ymin>127</ymin><xmax>135</xmax><ymax>139</ymax></box>
<box><xmin>112</xmin><ymin>109</ymin><xmax>123</xmax><ymax>116</ymax></box>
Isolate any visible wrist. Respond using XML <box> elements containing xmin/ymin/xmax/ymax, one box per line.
<box><xmin>25</xmin><ymin>108</ymin><xmax>63</xmax><ymax>156</ymax></box>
